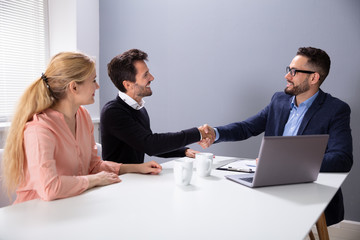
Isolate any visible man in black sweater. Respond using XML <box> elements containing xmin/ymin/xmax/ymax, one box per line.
<box><xmin>101</xmin><ymin>49</ymin><xmax>211</xmax><ymax>164</ymax></box>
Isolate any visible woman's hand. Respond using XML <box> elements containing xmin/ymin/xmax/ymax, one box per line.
<box><xmin>87</xmin><ymin>171</ymin><xmax>121</xmax><ymax>189</ymax></box>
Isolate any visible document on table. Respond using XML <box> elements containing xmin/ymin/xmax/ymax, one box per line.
<box><xmin>216</xmin><ymin>159</ymin><xmax>257</xmax><ymax>173</ymax></box>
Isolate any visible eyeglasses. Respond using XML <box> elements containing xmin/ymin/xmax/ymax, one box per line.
<box><xmin>286</xmin><ymin>66</ymin><xmax>315</xmax><ymax>76</ymax></box>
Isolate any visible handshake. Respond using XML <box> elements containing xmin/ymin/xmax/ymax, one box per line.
<box><xmin>198</xmin><ymin>124</ymin><xmax>216</xmax><ymax>149</ymax></box>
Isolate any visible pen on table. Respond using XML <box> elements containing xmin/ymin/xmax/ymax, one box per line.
<box><xmin>227</xmin><ymin>166</ymin><xmax>254</xmax><ymax>173</ymax></box>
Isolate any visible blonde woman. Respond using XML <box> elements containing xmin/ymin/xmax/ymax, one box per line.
<box><xmin>2</xmin><ymin>52</ymin><xmax>162</xmax><ymax>204</ymax></box>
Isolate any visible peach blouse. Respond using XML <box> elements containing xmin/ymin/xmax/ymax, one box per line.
<box><xmin>14</xmin><ymin>107</ymin><xmax>121</xmax><ymax>204</ymax></box>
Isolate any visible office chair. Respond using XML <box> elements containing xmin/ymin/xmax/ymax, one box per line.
<box><xmin>0</xmin><ymin>149</ymin><xmax>15</xmax><ymax>207</ymax></box>
<box><xmin>96</xmin><ymin>143</ymin><xmax>102</xmax><ymax>157</ymax></box>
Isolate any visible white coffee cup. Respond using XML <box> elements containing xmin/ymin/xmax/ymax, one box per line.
<box><xmin>196</xmin><ymin>152</ymin><xmax>213</xmax><ymax>177</ymax></box>
<box><xmin>173</xmin><ymin>159</ymin><xmax>194</xmax><ymax>186</ymax></box>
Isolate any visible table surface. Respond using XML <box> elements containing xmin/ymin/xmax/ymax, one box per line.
<box><xmin>0</xmin><ymin>156</ymin><xmax>348</xmax><ymax>240</ymax></box>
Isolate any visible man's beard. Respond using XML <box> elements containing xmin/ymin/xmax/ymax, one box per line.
<box><xmin>135</xmin><ymin>84</ymin><xmax>152</xmax><ymax>98</ymax></box>
<box><xmin>284</xmin><ymin>77</ymin><xmax>310</xmax><ymax>96</ymax></box>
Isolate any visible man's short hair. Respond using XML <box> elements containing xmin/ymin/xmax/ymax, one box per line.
<box><xmin>107</xmin><ymin>49</ymin><xmax>148</xmax><ymax>92</ymax></box>
<box><xmin>297</xmin><ymin>47</ymin><xmax>331</xmax><ymax>85</ymax></box>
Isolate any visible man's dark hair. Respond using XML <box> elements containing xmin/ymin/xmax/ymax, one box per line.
<box><xmin>296</xmin><ymin>47</ymin><xmax>331</xmax><ymax>85</ymax></box>
<box><xmin>107</xmin><ymin>49</ymin><xmax>148</xmax><ymax>92</ymax></box>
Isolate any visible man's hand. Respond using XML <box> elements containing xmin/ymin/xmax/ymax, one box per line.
<box><xmin>139</xmin><ymin>161</ymin><xmax>163</xmax><ymax>175</ymax></box>
<box><xmin>198</xmin><ymin>124</ymin><xmax>216</xmax><ymax>149</ymax></box>
<box><xmin>185</xmin><ymin>148</ymin><xmax>200</xmax><ymax>158</ymax></box>
<box><xmin>119</xmin><ymin>161</ymin><xmax>162</xmax><ymax>175</ymax></box>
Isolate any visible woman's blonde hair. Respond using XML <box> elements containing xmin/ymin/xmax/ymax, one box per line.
<box><xmin>2</xmin><ymin>52</ymin><xmax>95</xmax><ymax>194</ymax></box>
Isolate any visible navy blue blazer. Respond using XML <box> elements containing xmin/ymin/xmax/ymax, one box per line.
<box><xmin>216</xmin><ymin>89</ymin><xmax>353</xmax><ymax>225</ymax></box>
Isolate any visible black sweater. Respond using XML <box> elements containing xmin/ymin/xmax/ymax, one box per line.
<box><xmin>100</xmin><ymin>96</ymin><xmax>200</xmax><ymax>164</ymax></box>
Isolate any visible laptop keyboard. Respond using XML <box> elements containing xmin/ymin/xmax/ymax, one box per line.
<box><xmin>241</xmin><ymin>177</ymin><xmax>254</xmax><ymax>183</ymax></box>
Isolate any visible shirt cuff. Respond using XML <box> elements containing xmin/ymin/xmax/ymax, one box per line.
<box><xmin>214</xmin><ymin>128</ymin><xmax>220</xmax><ymax>142</ymax></box>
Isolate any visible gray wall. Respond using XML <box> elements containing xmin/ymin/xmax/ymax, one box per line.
<box><xmin>99</xmin><ymin>0</ymin><xmax>360</xmax><ymax>222</ymax></box>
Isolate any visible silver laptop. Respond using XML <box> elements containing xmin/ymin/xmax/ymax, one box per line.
<box><xmin>225</xmin><ymin>135</ymin><xmax>329</xmax><ymax>188</ymax></box>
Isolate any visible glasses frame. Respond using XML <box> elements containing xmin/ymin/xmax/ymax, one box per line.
<box><xmin>286</xmin><ymin>66</ymin><xmax>315</xmax><ymax>76</ymax></box>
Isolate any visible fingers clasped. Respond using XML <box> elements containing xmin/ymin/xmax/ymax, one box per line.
<box><xmin>198</xmin><ymin>124</ymin><xmax>216</xmax><ymax>149</ymax></box>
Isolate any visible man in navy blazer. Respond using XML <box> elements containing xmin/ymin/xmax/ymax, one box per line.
<box><xmin>200</xmin><ymin>47</ymin><xmax>353</xmax><ymax>226</ymax></box>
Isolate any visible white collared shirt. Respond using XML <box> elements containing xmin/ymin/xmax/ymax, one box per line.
<box><xmin>118</xmin><ymin>91</ymin><xmax>145</xmax><ymax>110</ymax></box>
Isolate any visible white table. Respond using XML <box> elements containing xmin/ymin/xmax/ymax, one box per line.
<box><xmin>0</xmin><ymin>156</ymin><xmax>348</xmax><ymax>240</ymax></box>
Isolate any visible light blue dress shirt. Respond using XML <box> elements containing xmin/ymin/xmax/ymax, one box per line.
<box><xmin>283</xmin><ymin>91</ymin><xmax>319</xmax><ymax>136</ymax></box>
<box><xmin>214</xmin><ymin>127</ymin><xmax>220</xmax><ymax>141</ymax></box>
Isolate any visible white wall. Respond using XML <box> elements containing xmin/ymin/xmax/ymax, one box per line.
<box><xmin>48</xmin><ymin>0</ymin><xmax>77</xmax><ymax>55</ymax></box>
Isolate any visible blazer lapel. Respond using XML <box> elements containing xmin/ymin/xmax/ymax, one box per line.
<box><xmin>297</xmin><ymin>89</ymin><xmax>326</xmax><ymax>135</ymax></box>
<box><xmin>277</xmin><ymin>97</ymin><xmax>292</xmax><ymax>136</ymax></box>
